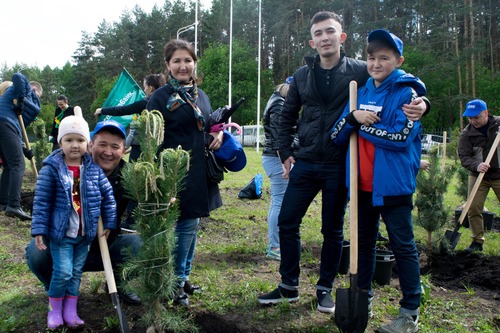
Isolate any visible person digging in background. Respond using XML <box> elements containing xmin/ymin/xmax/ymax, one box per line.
<box><xmin>0</xmin><ymin>73</ymin><xmax>42</xmax><ymax>220</ymax></box>
<box><xmin>458</xmin><ymin>99</ymin><xmax>500</xmax><ymax>253</ymax></box>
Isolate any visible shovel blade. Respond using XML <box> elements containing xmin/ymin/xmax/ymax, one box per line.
<box><xmin>335</xmin><ymin>282</ymin><xmax>369</xmax><ymax>333</ymax></box>
<box><xmin>443</xmin><ymin>229</ymin><xmax>461</xmax><ymax>251</ymax></box>
<box><xmin>110</xmin><ymin>293</ymin><xmax>130</xmax><ymax>333</ymax></box>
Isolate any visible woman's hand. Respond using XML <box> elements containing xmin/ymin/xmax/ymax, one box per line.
<box><xmin>35</xmin><ymin>235</ymin><xmax>46</xmax><ymax>251</ymax></box>
<box><xmin>353</xmin><ymin>110</ymin><xmax>380</xmax><ymax>126</ymax></box>
<box><xmin>94</xmin><ymin>108</ymin><xmax>102</xmax><ymax>116</ymax></box>
<box><xmin>209</xmin><ymin>131</ymin><xmax>224</xmax><ymax>150</ymax></box>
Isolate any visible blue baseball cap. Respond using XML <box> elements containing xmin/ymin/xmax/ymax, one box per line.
<box><xmin>91</xmin><ymin>119</ymin><xmax>126</xmax><ymax>139</ymax></box>
<box><xmin>214</xmin><ymin>130</ymin><xmax>247</xmax><ymax>172</ymax></box>
<box><xmin>462</xmin><ymin>99</ymin><xmax>487</xmax><ymax>117</ymax></box>
<box><xmin>368</xmin><ymin>29</ymin><xmax>403</xmax><ymax>56</ymax></box>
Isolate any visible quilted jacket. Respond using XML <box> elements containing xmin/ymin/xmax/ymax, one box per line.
<box><xmin>31</xmin><ymin>150</ymin><xmax>116</xmax><ymax>245</ymax></box>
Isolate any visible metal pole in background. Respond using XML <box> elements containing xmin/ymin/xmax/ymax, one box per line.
<box><xmin>256</xmin><ymin>0</ymin><xmax>261</xmax><ymax>152</ymax></box>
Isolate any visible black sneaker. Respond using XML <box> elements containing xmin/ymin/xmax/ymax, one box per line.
<box><xmin>184</xmin><ymin>280</ymin><xmax>201</xmax><ymax>295</ymax></box>
<box><xmin>465</xmin><ymin>241</ymin><xmax>483</xmax><ymax>253</ymax></box>
<box><xmin>257</xmin><ymin>286</ymin><xmax>299</xmax><ymax>305</ymax></box>
<box><xmin>317</xmin><ymin>290</ymin><xmax>335</xmax><ymax>313</ymax></box>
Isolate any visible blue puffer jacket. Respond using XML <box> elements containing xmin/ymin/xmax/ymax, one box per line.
<box><xmin>0</xmin><ymin>73</ymin><xmax>41</xmax><ymax>142</ymax></box>
<box><xmin>331</xmin><ymin>69</ymin><xmax>425</xmax><ymax>206</ymax></box>
<box><xmin>31</xmin><ymin>150</ymin><xmax>117</xmax><ymax>245</ymax></box>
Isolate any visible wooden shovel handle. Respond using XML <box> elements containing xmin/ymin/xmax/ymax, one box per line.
<box><xmin>349</xmin><ymin>81</ymin><xmax>359</xmax><ymax>274</ymax></box>
<box><xmin>17</xmin><ymin>115</ymin><xmax>38</xmax><ymax>179</ymax></box>
<box><xmin>458</xmin><ymin>131</ymin><xmax>500</xmax><ymax>226</ymax></box>
<box><xmin>97</xmin><ymin>216</ymin><xmax>118</xmax><ymax>293</ymax></box>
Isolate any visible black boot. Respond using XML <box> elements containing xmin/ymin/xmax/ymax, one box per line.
<box><xmin>5</xmin><ymin>206</ymin><xmax>31</xmax><ymax>220</ymax></box>
<box><xmin>464</xmin><ymin>241</ymin><xmax>483</xmax><ymax>253</ymax></box>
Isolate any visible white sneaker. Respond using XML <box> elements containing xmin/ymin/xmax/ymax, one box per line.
<box><xmin>377</xmin><ymin>313</ymin><xmax>418</xmax><ymax>333</ymax></box>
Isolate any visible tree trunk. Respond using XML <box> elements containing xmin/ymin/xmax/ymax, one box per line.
<box><xmin>470</xmin><ymin>0</ymin><xmax>476</xmax><ymax>97</ymax></box>
<box><xmin>454</xmin><ymin>11</ymin><xmax>464</xmax><ymax>130</ymax></box>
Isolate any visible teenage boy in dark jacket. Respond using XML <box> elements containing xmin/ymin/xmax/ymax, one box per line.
<box><xmin>258</xmin><ymin>11</ymin><xmax>429</xmax><ymax>313</ymax></box>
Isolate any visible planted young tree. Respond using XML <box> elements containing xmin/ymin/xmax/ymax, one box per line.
<box><xmin>30</xmin><ymin>118</ymin><xmax>52</xmax><ymax>172</ymax></box>
<box><xmin>415</xmin><ymin>148</ymin><xmax>457</xmax><ymax>254</ymax></box>
<box><xmin>120</xmin><ymin>110</ymin><xmax>193</xmax><ymax>331</ymax></box>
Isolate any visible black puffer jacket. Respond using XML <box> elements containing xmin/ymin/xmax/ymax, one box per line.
<box><xmin>278</xmin><ymin>53</ymin><xmax>369</xmax><ymax>163</ymax></box>
<box><xmin>458</xmin><ymin>114</ymin><xmax>500</xmax><ymax>181</ymax></box>
<box><xmin>262</xmin><ymin>91</ymin><xmax>284</xmax><ymax>156</ymax></box>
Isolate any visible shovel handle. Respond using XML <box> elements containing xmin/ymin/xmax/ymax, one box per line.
<box><xmin>457</xmin><ymin>131</ymin><xmax>500</xmax><ymax>226</ymax></box>
<box><xmin>349</xmin><ymin>81</ymin><xmax>359</xmax><ymax>275</ymax></box>
<box><xmin>97</xmin><ymin>216</ymin><xmax>118</xmax><ymax>294</ymax></box>
<box><xmin>17</xmin><ymin>114</ymin><xmax>38</xmax><ymax>179</ymax></box>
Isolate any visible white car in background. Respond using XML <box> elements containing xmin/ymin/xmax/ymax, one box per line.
<box><xmin>232</xmin><ymin>125</ymin><xmax>265</xmax><ymax>147</ymax></box>
<box><xmin>421</xmin><ymin>134</ymin><xmax>450</xmax><ymax>154</ymax></box>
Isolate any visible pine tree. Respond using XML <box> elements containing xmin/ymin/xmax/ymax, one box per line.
<box><xmin>30</xmin><ymin>118</ymin><xmax>52</xmax><ymax>172</ymax></box>
<box><xmin>415</xmin><ymin>148</ymin><xmax>457</xmax><ymax>254</ymax></box>
<box><xmin>120</xmin><ymin>110</ymin><xmax>193</xmax><ymax>331</ymax></box>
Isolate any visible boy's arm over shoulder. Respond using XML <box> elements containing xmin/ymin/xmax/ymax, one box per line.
<box><xmin>359</xmin><ymin>86</ymin><xmax>421</xmax><ymax>151</ymax></box>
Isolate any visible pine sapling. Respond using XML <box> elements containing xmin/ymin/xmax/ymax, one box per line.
<box><xmin>415</xmin><ymin>148</ymin><xmax>457</xmax><ymax>254</ymax></box>
<box><xmin>121</xmin><ymin>110</ymin><xmax>193</xmax><ymax>332</ymax></box>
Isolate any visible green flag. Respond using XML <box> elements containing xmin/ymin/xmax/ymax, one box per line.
<box><xmin>98</xmin><ymin>68</ymin><xmax>146</xmax><ymax>128</ymax></box>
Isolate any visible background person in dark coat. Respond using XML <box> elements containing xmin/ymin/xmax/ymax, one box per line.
<box><xmin>49</xmin><ymin>95</ymin><xmax>74</xmax><ymax>151</ymax></box>
<box><xmin>147</xmin><ymin>39</ymin><xmax>223</xmax><ymax>306</ymax></box>
<box><xmin>261</xmin><ymin>77</ymin><xmax>293</xmax><ymax>260</ymax></box>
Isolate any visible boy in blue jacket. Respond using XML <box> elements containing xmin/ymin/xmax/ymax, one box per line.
<box><xmin>31</xmin><ymin>116</ymin><xmax>116</xmax><ymax>330</ymax></box>
<box><xmin>331</xmin><ymin>30</ymin><xmax>424</xmax><ymax>333</ymax></box>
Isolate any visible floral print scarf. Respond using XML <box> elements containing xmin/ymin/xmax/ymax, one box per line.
<box><xmin>166</xmin><ymin>73</ymin><xmax>205</xmax><ymax>131</ymax></box>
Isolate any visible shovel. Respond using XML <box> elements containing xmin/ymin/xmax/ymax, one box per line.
<box><xmin>13</xmin><ymin>96</ymin><xmax>38</xmax><ymax>179</ymax></box>
<box><xmin>443</xmin><ymin>131</ymin><xmax>500</xmax><ymax>250</ymax></box>
<box><xmin>97</xmin><ymin>217</ymin><xmax>130</xmax><ymax>333</ymax></box>
<box><xmin>335</xmin><ymin>81</ymin><xmax>369</xmax><ymax>333</ymax></box>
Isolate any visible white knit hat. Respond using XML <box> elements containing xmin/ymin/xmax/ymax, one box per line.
<box><xmin>57</xmin><ymin>116</ymin><xmax>91</xmax><ymax>144</ymax></box>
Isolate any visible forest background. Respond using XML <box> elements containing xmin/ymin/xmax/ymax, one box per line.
<box><xmin>0</xmin><ymin>0</ymin><xmax>498</xmax><ymax>134</ymax></box>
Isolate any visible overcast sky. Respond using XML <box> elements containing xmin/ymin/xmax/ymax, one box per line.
<box><xmin>1</xmin><ymin>0</ymin><xmax>211</xmax><ymax>70</ymax></box>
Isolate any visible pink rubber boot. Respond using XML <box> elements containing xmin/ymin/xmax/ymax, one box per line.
<box><xmin>63</xmin><ymin>296</ymin><xmax>85</xmax><ymax>328</ymax></box>
<box><xmin>47</xmin><ymin>297</ymin><xmax>64</xmax><ymax>329</ymax></box>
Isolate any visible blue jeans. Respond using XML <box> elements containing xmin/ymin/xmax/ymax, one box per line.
<box><xmin>48</xmin><ymin>236</ymin><xmax>89</xmax><ymax>298</ymax></box>
<box><xmin>174</xmin><ymin>218</ymin><xmax>200</xmax><ymax>286</ymax></box>
<box><xmin>26</xmin><ymin>234</ymin><xmax>143</xmax><ymax>291</ymax></box>
<box><xmin>262</xmin><ymin>155</ymin><xmax>289</xmax><ymax>249</ymax></box>
<box><xmin>357</xmin><ymin>191</ymin><xmax>421</xmax><ymax>313</ymax></box>
<box><xmin>278</xmin><ymin>160</ymin><xmax>347</xmax><ymax>291</ymax></box>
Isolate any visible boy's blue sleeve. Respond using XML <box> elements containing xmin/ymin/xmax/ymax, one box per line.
<box><xmin>330</xmin><ymin>102</ymin><xmax>358</xmax><ymax>145</ymax></box>
<box><xmin>358</xmin><ymin>88</ymin><xmax>421</xmax><ymax>151</ymax></box>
